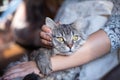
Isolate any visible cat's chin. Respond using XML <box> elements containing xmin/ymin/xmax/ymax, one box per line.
<box><xmin>57</xmin><ymin>51</ymin><xmax>74</xmax><ymax>56</ymax></box>
<box><xmin>62</xmin><ymin>51</ymin><xmax>74</xmax><ymax>56</ymax></box>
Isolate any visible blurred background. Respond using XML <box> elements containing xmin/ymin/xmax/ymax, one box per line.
<box><xmin>0</xmin><ymin>0</ymin><xmax>11</xmax><ymax>15</ymax></box>
<box><xmin>0</xmin><ymin>0</ymin><xmax>63</xmax><ymax>76</ymax></box>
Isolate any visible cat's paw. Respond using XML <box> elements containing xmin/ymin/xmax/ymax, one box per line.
<box><xmin>35</xmin><ymin>48</ymin><xmax>52</xmax><ymax>75</ymax></box>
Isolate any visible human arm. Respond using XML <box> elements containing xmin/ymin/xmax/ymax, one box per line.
<box><xmin>2</xmin><ymin>0</ymin><xmax>120</xmax><ymax>79</ymax></box>
<box><xmin>40</xmin><ymin>26</ymin><xmax>111</xmax><ymax>71</ymax></box>
<box><xmin>51</xmin><ymin>14</ymin><xmax>120</xmax><ymax>71</ymax></box>
<box><xmin>40</xmin><ymin>1</ymin><xmax>120</xmax><ymax>69</ymax></box>
<box><xmin>41</xmin><ymin>0</ymin><xmax>120</xmax><ymax>71</ymax></box>
<box><xmin>3</xmin><ymin>15</ymin><xmax>120</xmax><ymax>79</ymax></box>
<box><xmin>2</xmin><ymin>29</ymin><xmax>111</xmax><ymax>80</ymax></box>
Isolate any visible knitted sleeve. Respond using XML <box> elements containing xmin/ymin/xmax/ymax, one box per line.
<box><xmin>103</xmin><ymin>0</ymin><xmax>120</xmax><ymax>51</ymax></box>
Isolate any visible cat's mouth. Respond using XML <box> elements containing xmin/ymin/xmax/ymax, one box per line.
<box><xmin>62</xmin><ymin>50</ymin><xmax>74</xmax><ymax>56</ymax></box>
<box><xmin>56</xmin><ymin>48</ymin><xmax>75</xmax><ymax>55</ymax></box>
<box><xmin>63</xmin><ymin>49</ymin><xmax>78</xmax><ymax>55</ymax></box>
<box><xmin>66</xmin><ymin>52</ymin><xmax>74</xmax><ymax>55</ymax></box>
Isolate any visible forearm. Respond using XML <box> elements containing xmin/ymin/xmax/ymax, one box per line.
<box><xmin>51</xmin><ymin>30</ymin><xmax>111</xmax><ymax>71</ymax></box>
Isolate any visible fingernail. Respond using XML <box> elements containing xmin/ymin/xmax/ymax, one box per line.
<box><xmin>49</xmin><ymin>38</ymin><xmax>52</xmax><ymax>41</ymax></box>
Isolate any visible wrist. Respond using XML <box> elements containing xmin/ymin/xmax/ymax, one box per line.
<box><xmin>31</xmin><ymin>61</ymin><xmax>45</xmax><ymax>77</ymax></box>
<box><xmin>34</xmin><ymin>49</ymin><xmax>53</xmax><ymax>76</ymax></box>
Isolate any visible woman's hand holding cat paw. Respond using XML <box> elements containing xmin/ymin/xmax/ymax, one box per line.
<box><xmin>40</xmin><ymin>25</ymin><xmax>52</xmax><ymax>47</ymax></box>
<box><xmin>2</xmin><ymin>61</ymin><xmax>43</xmax><ymax>80</ymax></box>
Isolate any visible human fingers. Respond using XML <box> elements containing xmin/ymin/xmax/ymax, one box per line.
<box><xmin>5</xmin><ymin>62</ymin><xmax>27</xmax><ymax>74</ymax></box>
<box><xmin>3</xmin><ymin>63</ymin><xmax>27</xmax><ymax>78</ymax></box>
<box><xmin>3</xmin><ymin>62</ymin><xmax>33</xmax><ymax>79</ymax></box>
<box><xmin>4</xmin><ymin>70</ymin><xmax>44</xmax><ymax>80</ymax></box>
<box><xmin>41</xmin><ymin>39</ymin><xmax>52</xmax><ymax>46</ymax></box>
<box><xmin>3</xmin><ymin>70</ymin><xmax>30</xmax><ymax>80</ymax></box>
<box><xmin>4</xmin><ymin>68</ymin><xmax>24</xmax><ymax>77</ymax></box>
<box><xmin>40</xmin><ymin>31</ymin><xmax>51</xmax><ymax>41</ymax></box>
<box><xmin>41</xmin><ymin>25</ymin><xmax>51</xmax><ymax>33</ymax></box>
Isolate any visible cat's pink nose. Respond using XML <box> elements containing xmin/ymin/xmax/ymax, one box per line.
<box><xmin>68</xmin><ymin>44</ymin><xmax>73</xmax><ymax>48</ymax></box>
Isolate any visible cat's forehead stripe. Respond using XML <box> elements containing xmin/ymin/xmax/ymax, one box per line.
<box><xmin>59</xmin><ymin>24</ymin><xmax>74</xmax><ymax>35</ymax></box>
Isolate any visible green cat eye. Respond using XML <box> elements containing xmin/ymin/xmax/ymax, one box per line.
<box><xmin>73</xmin><ymin>35</ymin><xmax>79</xmax><ymax>41</ymax></box>
<box><xmin>57</xmin><ymin>37</ymin><xmax>64</xmax><ymax>42</ymax></box>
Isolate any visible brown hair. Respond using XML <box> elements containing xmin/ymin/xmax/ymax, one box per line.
<box><xmin>24</xmin><ymin>0</ymin><xmax>45</xmax><ymax>29</ymax></box>
<box><xmin>24</xmin><ymin>0</ymin><xmax>63</xmax><ymax>29</ymax></box>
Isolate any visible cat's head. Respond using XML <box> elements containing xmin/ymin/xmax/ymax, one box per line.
<box><xmin>46</xmin><ymin>17</ymin><xmax>88</xmax><ymax>55</ymax></box>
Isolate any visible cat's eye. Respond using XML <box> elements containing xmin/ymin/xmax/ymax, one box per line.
<box><xmin>73</xmin><ymin>35</ymin><xmax>79</xmax><ymax>41</ymax></box>
<box><xmin>57</xmin><ymin>37</ymin><xmax>64</xmax><ymax>42</ymax></box>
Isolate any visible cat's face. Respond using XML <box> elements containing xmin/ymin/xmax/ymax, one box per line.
<box><xmin>52</xmin><ymin>24</ymin><xmax>85</xmax><ymax>55</ymax></box>
<box><xmin>46</xmin><ymin>17</ymin><xmax>88</xmax><ymax>55</ymax></box>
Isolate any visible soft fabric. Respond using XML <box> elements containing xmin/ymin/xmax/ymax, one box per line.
<box><xmin>55</xmin><ymin>0</ymin><xmax>120</xmax><ymax>80</ymax></box>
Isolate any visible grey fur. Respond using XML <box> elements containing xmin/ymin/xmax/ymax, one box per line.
<box><xmin>5</xmin><ymin>17</ymin><xmax>84</xmax><ymax>80</ymax></box>
<box><xmin>33</xmin><ymin>17</ymin><xmax>86</xmax><ymax>80</ymax></box>
<box><xmin>5</xmin><ymin>1</ymin><xmax>118</xmax><ymax>80</ymax></box>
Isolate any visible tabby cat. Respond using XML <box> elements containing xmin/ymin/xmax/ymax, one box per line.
<box><xmin>5</xmin><ymin>1</ymin><xmax>119</xmax><ymax>80</ymax></box>
<box><xmin>27</xmin><ymin>17</ymin><xmax>88</xmax><ymax>80</ymax></box>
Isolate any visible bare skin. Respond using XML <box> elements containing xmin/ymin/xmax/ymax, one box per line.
<box><xmin>2</xmin><ymin>61</ymin><xmax>40</xmax><ymax>79</ymax></box>
<box><xmin>41</xmin><ymin>25</ymin><xmax>111</xmax><ymax>71</ymax></box>
<box><xmin>1</xmin><ymin>25</ymin><xmax>111</xmax><ymax>80</ymax></box>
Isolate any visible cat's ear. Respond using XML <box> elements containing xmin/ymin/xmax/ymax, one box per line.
<box><xmin>45</xmin><ymin>17</ymin><xmax>57</xmax><ymax>30</ymax></box>
<box><xmin>71</xmin><ymin>18</ymin><xmax>89</xmax><ymax>34</ymax></box>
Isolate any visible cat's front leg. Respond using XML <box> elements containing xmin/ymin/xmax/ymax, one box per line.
<box><xmin>35</xmin><ymin>48</ymin><xmax>52</xmax><ymax>76</ymax></box>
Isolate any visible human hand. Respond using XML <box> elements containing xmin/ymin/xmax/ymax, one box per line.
<box><xmin>40</xmin><ymin>25</ymin><xmax>52</xmax><ymax>47</ymax></box>
<box><xmin>2</xmin><ymin>61</ymin><xmax>43</xmax><ymax>80</ymax></box>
